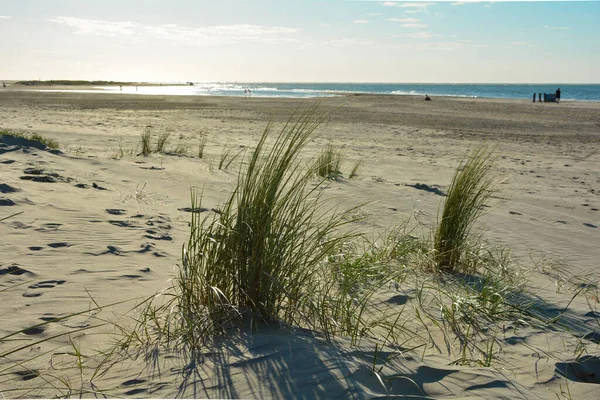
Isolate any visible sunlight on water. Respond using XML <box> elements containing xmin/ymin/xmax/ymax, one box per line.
<box><xmin>27</xmin><ymin>82</ymin><xmax>600</xmax><ymax>101</ymax></box>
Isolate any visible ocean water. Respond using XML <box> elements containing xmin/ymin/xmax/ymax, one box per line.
<box><xmin>36</xmin><ymin>82</ymin><xmax>600</xmax><ymax>101</ymax></box>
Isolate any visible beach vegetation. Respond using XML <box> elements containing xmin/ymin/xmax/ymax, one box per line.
<box><xmin>349</xmin><ymin>159</ymin><xmax>364</xmax><ymax>179</ymax></box>
<box><xmin>218</xmin><ymin>146</ymin><xmax>243</xmax><ymax>170</ymax></box>
<box><xmin>155</xmin><ymin>127</ymin><xmax>172</xmax><ymax>153</ymax></box>
<box><xmin>0</xmin><ymin>129</ymin><xmax>59</xmax><ymax>150</ymax></box>
<box><xmin>119</xmin><ymin>104</ymin><xmax>408</xmax><ymax>355</ymax></box>
<box><xmin>315</xmin><ymin>144</ymin><xmax>345</xmax><ymax>180</ymax></box>
<box><xmin>433</xmin><ymin>147</ymin><xmax>499</xmax><ymax>272</ymax></box>
<box><xmin>198</xmin><ymin>136</ymin><xmax>207</xmax><ymax>158</ymax></box>
<box><xmin>140</xmin><ymin>127</ymin><xmax>153</xmax><ymax>156</ymax></box>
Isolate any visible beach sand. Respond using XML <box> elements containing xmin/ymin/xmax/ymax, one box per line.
<box><xmin>1</xmin><ymin>91</ymin><xmax>599</xmax><ymax>398</ymax></box>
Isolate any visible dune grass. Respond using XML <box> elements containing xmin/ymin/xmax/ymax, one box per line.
<box><xmin>349</xmin><ymin>159</ymin><xmax>364</xmax><ymax>179</ymax></box>
<box><xmin>198</xmin><ymin>136</ymin><xmax>207</xmax><ymax>158</ymax></box>
<box><xmin>140</xmin><ymin>127</ymin><xmax>153</xmax><ymax>156</ymax></box>
<box><xmin>433</xmin><ymin>147</ymin><xmax>499</xmax><ymax>272</ymax></box>
<box><xmin>315</xmin><ymin>144</ymin><xmax>345</xmax><ymax>180</ymax></box>
<box><xmin>119</xmin><ymin>104</ymin><xmax>413</xmax><ymax>354</ymax></box>
<box><xmin>218</xmin><ymin>146</ymin><xmax>243</xmax><ymax>170</ymax></box>
<box><xmin>0</xmin><ymin>129</ymin><xmax>59</xmax><ymax>150</ymax></box>
<box><xmin>155</xmin><ymin>127</ymin><xmax>172</xmax><ymax>153</ymax></box>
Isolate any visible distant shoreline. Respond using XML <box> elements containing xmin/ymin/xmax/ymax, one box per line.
<box><xmin>2</xmin><ymin>81</ymin><xmax>599</xmax><ymax>102</ymax></box>
<box><xmin>9</xmin><ymin>80</ymin><xmax>194</xmax><ymax>87</ymax></box>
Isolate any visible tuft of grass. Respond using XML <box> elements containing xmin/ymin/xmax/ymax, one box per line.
<box><xmin>198</xmin><ymin>136</ymin><xmax>207</xmax><ymax>158</ymax></box>
<box><xmin>433</xmin><ymin>147</ymin><xmax>499</xmax><ymax>272</ymax></box>
<box><xmin>0</xmin><ymin>129</ymin><xmax>59</xmax><ymax>150</ymax></box>
<box><xmin>155</xmin><ymin>127</ymin><xmax>172</xmax><ymax>153</ymax></box>
<box><xmin>123</xmin><ymin>104</ymin><xmax>410</xmax><ymax>353</ymax></box>
<box><xmin>315</xmin><ymin>144</ymin><xmax>345</xmax><ymax>180</ymax></box>
<box><xmin>349</xmin><ymin>159</ymin><xmax>364</xmax><ymax>179</ymax></box>
<box><xmin>171</xmin><ymin>140</ymin><xmax>189</xmax><ymax>156</ymax></box>
<box><xmin>218</xmin><ymin>146</ymin><xmax>243</xmax><ymax>170</ymax></box>
<box><xmin>140</xmin><ymin>127</ymin><xmax>153</xmax><ymax>156</ymax></box>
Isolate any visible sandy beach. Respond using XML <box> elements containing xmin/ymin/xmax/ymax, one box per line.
<box><xmin>1</xmin><ymin>91</ymin><xmax>600</xmax><ymax>398</ymax></box>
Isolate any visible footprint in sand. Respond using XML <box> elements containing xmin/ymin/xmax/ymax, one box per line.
<box><xmin>0</xmin><ymin>197</ymin><xmax>16</xmax><ymax>206</ymax></box>
<box><xmin>109</xmin><ymin>220</ymin><xmax>139</xmax><ymax>228</ymax></box>
<box><xmin>47</xmin><ymin>242</ymin><xmax>71</xmax><ymax>248</ymax></box>
<box><xmin>22</xmin><ymin>326</ymin><xmax>45</xmax><ymax>335</ymax></box>
<box><xmin>28</xmin><ymin>246</ymin><xmax>44</xmax><ymax>251</ymax></box>
<box><xmin>35</xmin><ymin>223</ymin><xmax>62</xmax><ymax>232</ymax></box>
<box><xmin>29</xmin><ymin>280</ymin><xmax>66</xmax><ymax>289</ymax></box>
<box><xmin>583</xmin><ymin>223</ymin><xmax>598</xmax><ymax>228</ymax></box>
<box><xmin>144</xmin><ymin>232</ymin><xmax>172</xmax><ymax>241</ymax></box>
<box><xmin>23</xmin><ymin>281</ymin><xmax>65</xmax><ymax>297</ymax></box>
<box><xmin>556</xmin><ymin>355</ymin><xmax>600</xmax><ymax>384</ymax></box>
<box><xmin>0</xmin><ymin>265</ymin><xmax>35</xmax><ymax>276</ymax></box>
<box><xmin>0</xmin><ymin>183</ymin><xmax>20</xmax><ymax>193</ymax></box>
<box><xmin>12</xmin><ymin>370</ymin><xmax>40</xmax><ymax>381</ymax></box>
<box><xmin>106</xmin><ymin>208</ymin><xmax>127</xmax><ymax>215</ymax></box>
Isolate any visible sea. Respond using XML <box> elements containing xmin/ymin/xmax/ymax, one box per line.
<box><xmin>36</xmin><ymin>82</ymin><xmax>600</xmax><ymax>101</ymax></box>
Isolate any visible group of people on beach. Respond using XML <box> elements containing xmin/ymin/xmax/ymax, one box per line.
<box><xmin>244</xmin><ymin>88</ymin><xmax>252</xmax><ymax>96</ymax></box>
<box><xmin>533</xmin><ymin>88</ymin><xmax>561</xmax><ymax>103</ymax></box>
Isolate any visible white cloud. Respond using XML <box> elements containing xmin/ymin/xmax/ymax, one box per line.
<box><xmin>544</xmin><ymin>25</ymin><xmax>569</xmax><ymax>30</ymax></box>
<box><xmin>451</xmin><ymin>2</ymin><xmax>466</xmax><ymax>5</ymax></box>
<box><xmin>0</xmin><ymin>15</ymin><xmax>12</xmax><ymax>19</ymax></box>
<box><xmin>381</xmin><ymin>2</ymin><xmax>398</xmax><ymax>6</ymax></box>
<box><xmin>321</xmin><ymin>38</ymin><xmax>373</xmax><ymax>46</ymax></box>
<box><xmin>367</xmin><ymin>13</ymin><xmax>383</xmax><ymax>16</ymax></box>
<box><xmin>398</xmin><ymin>2</ymin><xmax>434</xmax><ymax>9</ymax></box>
<box><xmin>402</xmin><ymin>32</ymin><xmax>441</xmax><ymax>40</ymax></box>
<box><xmin>49</xmin><ymin>17</ymin><xmax>139</xmax><ymax>36</ymax></box>
<box><xmin>48</xmin><ymin>17</ymin><xmax>301</xmax><ymax>45</ymax></box>
<box><xmin>403</xmin><ymin>23</ymin><xmax>428</xmax><ymax>28</ymax></box>
<box><xmin>388</xmin><ymin>18</ymin><xmax>419</xmax><ymax>23</ymax></box>
<box><xmin>353</xmin><ymin>20</ymin><xmax>368</xmax><ymax>24</ymax></box>
<box><xmin>392</xmin><ymin>40</ymin><xmax>487</xmax><ymax>51</ymax></box>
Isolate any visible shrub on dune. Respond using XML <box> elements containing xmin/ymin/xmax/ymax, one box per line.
<box><xmin>131</xmin><ymin>104</ymin><xmax>383</xmax><ymax>350</ymax></box>
<box><xmin>433</xmin><ymin>147</ymin><xmax>499</xmax><ymax>272</ymax></box>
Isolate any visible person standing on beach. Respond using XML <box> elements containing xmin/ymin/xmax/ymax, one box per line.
<box><xmin>556</xmin><ymin>88</ymin><xmax>561</xmax><ymax>104</ymax></box>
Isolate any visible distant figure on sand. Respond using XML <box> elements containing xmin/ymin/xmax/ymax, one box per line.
<box><xmin>424</xmin><ymin>94</ymin><xmax>431</xmax><ymax>101</ymax></box>
<box><xmin>2</xmin><ymin>82</ymin><xmax>5</xmax><ymax>88</ymax></box>
<box><xmin>556</xmin><ymin>88</ymin><xmax>561</xmax><ymax>104</ymax></box>
<box><xmin>532</xmin><ymin>93</ymin><xmax>536</xmax><ymax>103</ymax></box>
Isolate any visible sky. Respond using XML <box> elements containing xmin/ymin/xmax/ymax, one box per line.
<box><xmin>0</xmin><ymin>0</ymin><xmax>598</xmax><ymax>83</ymax></box>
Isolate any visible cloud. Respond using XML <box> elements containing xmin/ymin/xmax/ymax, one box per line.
<box><xmin>544</xmin><ymin>25</ymin><xmax>569</xmax><ymax>30</ymax></box>
<box><xmin>367</xmin><ymin>13</ymin><xmax>383</xmax><ymax>16</ymax></box>
<box><xmin>353</xmin><ymin>20</ymin><xmax>369</xmax><ymax>24</ymax></box>
<box><xmin>402</xmin><ymin>32</ymin><xmax>441</xmax><ymax>40</ymax></box>
<box><xmin>49</xmin><ymin>17</ymin><xmax>139</xmax><ymax>36</ymax></box>
<box><xmin>403</xmin><ymin>23</ymin><xmax>428</xmax><ymax>28</ymax></box>
<box><xmin>388</xmin><ymin>18</ymin><xmax>419</xmax><ymax>23</ymax></box>
<box><xmin>48</xmin><ymin>17</ymin><xmax>301</xmax><ymax>45</ymax></box>
<box><xmin>393</xmin><ymin>40</ymin><xmax>487</xmax><ymax>51</ymax></box>
<box><xmin>509</xmin><ymin>41</ymin><xmax>527</xmax><ymax>45</ymax></box>
<box><xmin>321</xmin><ymin>38</ymin><xmax>373</xmax><ymax>46</ymax></box>
<box><xmin>451</xmin><ymin>1</ymin><xmax>466</xmax><ymax>5</ymax></box>
<box><xmin>398</xmin><ymin>2</ymin><xmax>434</xmax><ymax>9</ymax></box>
<box><xmin>380</xmin><ymin>1</ymin><xmax>398</xmax><ymax>6</ymax></box>
<box><xmin>0</xmin><ymin>15</ymin><xmax>11</xmax><ymax>19</ymax></box>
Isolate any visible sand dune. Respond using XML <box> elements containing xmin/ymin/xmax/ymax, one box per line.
<box><xmin>1</xmin><ymin>91</ymin><xmax>599</xmax><ymax>398</ymax></box>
